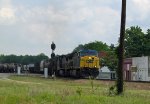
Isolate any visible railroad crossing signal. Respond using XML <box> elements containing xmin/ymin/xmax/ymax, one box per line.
<box><xmin>51</xmin><ymin>42</ymin><xmax>56</xmax><ymax>51</ymax></box>
<box><xmin>51</xmin><ymin>42</ymin><xmax>56</xmax><ymax>58</ymax></box>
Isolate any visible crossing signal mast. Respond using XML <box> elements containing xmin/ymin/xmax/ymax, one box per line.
<box><xmin>50</xmin><ymin>42</ymin><xmax>56</xmax><ymax>76</ymax></box>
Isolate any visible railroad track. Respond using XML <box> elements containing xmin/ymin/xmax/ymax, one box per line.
<box><xmin>95</xmin><ymin>78</ymin><xmax>150</xmax><ymax>83</ymax></box>
<box><xmin>55</xmin><ymin>76</ymin><xmax>150</xmax><ymax>83</ymax></box>
<box><xmin>1</xmin><ymin>73</ymin><xmax>150</xmax><ymax>83</ymax></box>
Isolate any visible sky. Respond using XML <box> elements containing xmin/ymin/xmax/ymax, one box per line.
<box><xmin>0</xmin><ymin>0</ymin><xmax>150</xmax><ymax>57</ymax></box>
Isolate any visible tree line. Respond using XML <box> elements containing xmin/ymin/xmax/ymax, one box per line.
<box><xmin>0</xmin><ymin>53</ymin><xmax>49</xmax><ymax>65</ymax></box>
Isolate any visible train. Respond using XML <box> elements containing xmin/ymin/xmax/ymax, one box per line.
<box><xmin>0</xmin><ymin>63</ymin><xmax>40</xmax><ymax>74</ymax></box>
<box><xmin>0</xmin><ymin>63</ymin><xmax>17</xmax><ymax>73</ymax></box>
<box><xmin>42</xmin><ymin>49</ymin><xmax>100</xmax><ymax>78</ymax></box>
<box><xmin>0</xmin><ymin>49</ymin><xmax>100</xmax><ymax>78</ymax></box>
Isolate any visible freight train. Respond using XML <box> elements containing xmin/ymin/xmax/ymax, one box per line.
<box><xmin>0</xmin><ymin>63</ymin><xmax>17</xmax><ymax>73</ymax></box>
<box><xmin>0</xmin><ymin>49</ymin><xmax>100</xmax><ymax>78</ymax></box>
<box><xmin>0</xmin><ymin>63</ymin><xmax>40</xmax><ymax>74</ymax></box>
<box><xmin>43</xmin><ymin>49</ymin><xmax>100</xmax><ymax>78</ymax></box>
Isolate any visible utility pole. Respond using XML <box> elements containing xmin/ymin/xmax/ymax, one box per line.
<box><xmin>117</xmin><ymin>0</ymin><xmax>126</xmax><ymax>94</ymax></box>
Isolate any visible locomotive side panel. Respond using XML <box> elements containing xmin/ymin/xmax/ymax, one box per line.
<box><xmin>73</xmin><ymin>53</ymin><xmax>80</xmax><ymax>69</ymax></box>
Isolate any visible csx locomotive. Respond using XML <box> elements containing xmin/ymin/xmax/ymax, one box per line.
<box><xmin>45</xmin><ymin>49</ymin><xmax>100</xmax><ymax>78</ymax></box>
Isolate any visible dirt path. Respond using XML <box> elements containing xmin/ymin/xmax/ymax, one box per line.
<box><xmin>2</xmin><ymin>78</ymin><xmax>42</xmax><ymax>85</ymax></box>
<box><xmin>0</xmin><ymin>73</ymin><xmax>15</xmax><ymax>79</ymax></box>
<box><xmin>0</xmin><ymin>73</ymin><xmax>44</xmax><ymax>84</ymax></box>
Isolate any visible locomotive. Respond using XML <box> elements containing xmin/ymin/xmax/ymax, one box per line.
<box><xmin>45</xmin><ymin>49</ymin><xmax>100</xmax><ymax>78</ymax></box>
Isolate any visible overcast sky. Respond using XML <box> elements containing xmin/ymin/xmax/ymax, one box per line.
<box><xmin>0</xmin><ymin>0</ymin><xmax>150</xmax><ymax>57</ymax></box>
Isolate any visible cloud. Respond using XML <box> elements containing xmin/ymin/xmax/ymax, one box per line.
<box><xmin>0</xmin><ymin>0</ymin><xmax>122</xmax><ymax>55</ymax></box>
<box><xmin>125</xmin><ymin>0</ymin><xmax>150</xmax><ymax>31</ymax></box>
<box><xmin>127</xmin><ymin>0</ymin><xmax>150</xmax><ymax>21</ymax></box>
<box><xmin>133</xmin><ymin>0</ymin><xmax>150</xmax><ymax>12</ymax></box>
<box><xmin>0</xmin><ymin>0</ymin><xmax>16</xmax><ymax>25</ymax></box>
<box><xmin>0</xmin><ymin>8</ymin><xmax>14</xmax><ymax>18</ymax></box>
<box><xmin>1</xmin><ymin>0</ymin><xmax>149</xmax><ymax>56</ymax></box>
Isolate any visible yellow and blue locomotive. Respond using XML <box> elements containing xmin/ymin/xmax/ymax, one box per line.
<box><xmin>48</xmin><ymin>49</ymin><xmax>100</xmax><ymax>78</ymax></box>
<box><xmin>79</xmin><ymin>50</ymin><xmax>100</xmax><ymax>77</ymax></box>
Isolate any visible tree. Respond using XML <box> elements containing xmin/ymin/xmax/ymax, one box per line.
<box><xmin>0</xmin><ymin>53</ymin><xmax>49</xmax><ymax>65</ymax></box>
<box><xmin>143</xmin><ymin>29</ymin><xmax>150</xmax><ymax>56</ymax></box>
<box><xmin>124</xmin><ymin>26</ymin><xmax>150</xmax><ymax>57</ymax></box>
<box><xmin>117</xmin><ymin>0</ymin><xmax>126</xmax><ymax>95</ymax></box>
<box><xmin>73</xmin><ymin>44</ymin><xmax>84</xmax><ymax>52</ymax></box>
<box><xmin>73</xmin><ymin>41</ymin><xmax>109</xmax><ymax>52</ymax></box>
<box><xmin>125</xmin><ymin>26</ymin><xmax>145</xmax><ymax>57</ymax></box>
<box><xmin>101</xmin><ymin>46</ymin><xmax>118</xmax><ymax>71</ymax></box>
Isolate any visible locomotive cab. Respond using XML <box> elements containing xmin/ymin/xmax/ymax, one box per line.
<box><xmin>79</xmin><ymin>50</ymin><xmax>100</xmax><ymax>69</ymax></box>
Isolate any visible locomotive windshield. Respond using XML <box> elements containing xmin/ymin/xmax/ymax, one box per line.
<box><xmin>80</xmin><ymin>50</ymin><xmax>98</xmax><ymax>57</ymax></box>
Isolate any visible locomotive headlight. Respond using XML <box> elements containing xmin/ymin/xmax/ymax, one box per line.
<box><xmin>89</xmin><ymin>57</ymin><xmax>92</xmax><ymax>59</ymax></box>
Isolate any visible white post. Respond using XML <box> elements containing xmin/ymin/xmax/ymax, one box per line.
<box><xmin>44</xmin><ymin>68</ymin><xmax>48</xmax><ymax>78</ymax></box>
<box><xmin>17</xmin><ymin>66</ymin><xmax>21</xmax><ymax>75</ymax></box>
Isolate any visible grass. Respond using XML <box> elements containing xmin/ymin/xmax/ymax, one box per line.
<box><xmin>0</xmin><ymin>75</ymin><xmax>150</xmax><ymax>104</ymax></box>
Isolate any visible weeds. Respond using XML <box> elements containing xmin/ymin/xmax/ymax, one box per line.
<box><xmin>76</xmin><ymin>87</ymin><xmax>82</xmax><ymax>96</ymax></box>
<box><xmin>1</xmin><ymin>75</ymin><xmax>150</xmax><ymax>104</ymax></box>
<box><xmin>108</xmin><ymin>85</ymin><xmax>117</xmax><ymax>96</ymax></box>
<box><xmin>89</xmin><ymin>76</ymin><xmax>95</xmax><ymax>93</ymax></box>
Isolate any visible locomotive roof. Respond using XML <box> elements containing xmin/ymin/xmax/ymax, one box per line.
<box><xmin>55</xmin><ymin>49</ymin><xmax>97</xmax><ymax>58</ymax></box>
<box><xmin>79</xmin><ymin>49</ymin><xmax>97</xmax><ymax>53</ymax></box>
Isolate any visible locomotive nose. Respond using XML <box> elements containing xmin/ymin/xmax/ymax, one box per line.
<box><xmin>86</xmin><ymin>57</ymin><xmax>94</xmax><ymax>63</ymax></box>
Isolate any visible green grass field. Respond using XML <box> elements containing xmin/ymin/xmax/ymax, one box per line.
<box><xmin>0</xmin><ymin>75</ymin><xmax>150</xmax><ymax>104</ymax></box>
